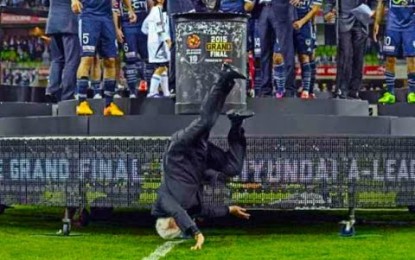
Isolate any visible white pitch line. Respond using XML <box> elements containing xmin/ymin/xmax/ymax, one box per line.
<box><xmin>142</xmin><ymin>240</ymin><xmax>185</xmax><ymax>260</ymax></box>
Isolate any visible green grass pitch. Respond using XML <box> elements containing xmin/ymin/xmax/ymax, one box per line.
<box><xmin>1</xmin><ymin>206</ymin><xmax>415</xmax><ymax>260</ymax></box>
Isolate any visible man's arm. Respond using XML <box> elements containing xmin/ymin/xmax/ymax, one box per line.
<box><xmin>373</xmin><ymin>0</ymin><xmax>384</xmax><ymax>42</ymax></box>
<box><xmin>323</xmin><ymin>0</ymin><xmax>336</xmax><ymax>22</ymax></box>
<box><xmin>293</xmin><ymin>2</ymin><xmax>322</xmax><ymax>30</ymax></box>
<box><xmin>122</xmin><ymin>0</ymin><xmax>137</xmax><ymax>23</ymax></box>
<box><xmin>112</xmin><ymin>1</ymin><xmax>124</xmax><ymax>43</ymax></box>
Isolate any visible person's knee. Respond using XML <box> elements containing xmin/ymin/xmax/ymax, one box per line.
<box><xmin>407</xmin><ymin>57</ymin><xmax>415</xmax><ymax>73</ymax></box>
<box><xmin>273</xmin><ymin>53</ymin><xmax>284</xmax><ymax>65</ymax></box>
<box><xmin>154</xmin><ymin>66</ymin><xmax>167</xmax><ymax>76</ymax></box>
<box><xmin>103</xmin><ymin>58</ymin><xmax>116</xmax><ymax>78</ymax></box>
<box><xmin>299</xmin><ymin>54</ymin><xmax>310</xmax><ymax>64</ymax></box>
<box><xmin>77</xmin><ymin>56</ymin><xmax>94</xmax><ymax>78</ymax></box>
<box><xmin>385</xmin><ymin>56</ymin><xmax>396</xmax><ymax>72</ymax></box>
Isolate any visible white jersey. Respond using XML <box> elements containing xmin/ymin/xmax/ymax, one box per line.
<box><xmin>141</xmin><ymin>5</ymin><xmax>171</xmax><ymax>63</ymax></box>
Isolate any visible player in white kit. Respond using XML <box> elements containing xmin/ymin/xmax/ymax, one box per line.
<box><xmin>142</xmin><ymin>0</ymin><xmax>171</xmax><ymax>97</ymax></box>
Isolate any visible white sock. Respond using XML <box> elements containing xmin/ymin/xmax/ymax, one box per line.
<box><xmin>160</xmin><ymin>72</ymin><xmax>169</xmax><ymax>97</ymax></box>
<box><xmin>147</xmin><ymin>74</ymin><xmax>161</xmax><ymax>97</ymax></box>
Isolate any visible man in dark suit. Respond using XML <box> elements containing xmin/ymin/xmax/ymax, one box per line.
<box><xmin>324</xmin><ymin>0</ymin><xmax>375</xmax><ymax>99</ymax></box>
<box><xmin>152</xmin><ymin>63</ymin><xmax>252</xmax><ymax>250</ymax></box>
<box><xmin>44</xmin><ymin>0</ymin><xmax>80</xmax><ymax>101</ymax></box>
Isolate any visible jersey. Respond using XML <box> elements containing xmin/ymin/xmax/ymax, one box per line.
<box><xmin>385</xmin><ymin>0</ymin><xmax>415</xmax><ymax>31</ymax></box>
<box><xmin>142</xmin><ymin>5</ymin><xmax>170</xmax><ymax>63</ymax></box>
<box><xmin>295</xmin><ymin>0</ymin><xmax>322</xmax><ymax>19</ymax></box>
<box><xmin>219</xmin><ymin>0</ymin><xmax>246</xmax><ymax>13</ymax></box>
<box><xmin>81</xmin><ymin>0</ymin><xmax>113</xmax><ymax>17</ymax></box>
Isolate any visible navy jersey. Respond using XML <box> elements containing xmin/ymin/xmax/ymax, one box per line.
<box><xmin>220</xmin><ymin>0</ymin><xmax>245</xmax><ymax>13</ymax></box>
<box><xmin>385</xmin><ymin>0</ymin><xmax>415</xmax><ymax>31</ymax></box>
<box><xmin>295</xmin><ymin>0</ymin><xmax>322</xmax><ymax>19</ymax></box>
<box><xmin>81</xmin><ymin>0</ymin><xmax>113</xmax><ymax>16</ymax></box>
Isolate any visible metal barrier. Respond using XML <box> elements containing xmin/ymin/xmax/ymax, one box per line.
<box><xmin>0</xmin><ymin>136</ymin><xmax>415</xmax><ymax>210</ymax></box>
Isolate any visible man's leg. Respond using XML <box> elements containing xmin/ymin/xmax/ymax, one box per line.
<box><xmin>258</xmin><ymin>6</ymin><xmax>273</xmax><ymax>97</ymax></box>
<box><xmin>275</xmin><ymin>20</ymin><xmax>295</xmax><ymax>97</ymax></box>
<box><xmin>170</xmin><ymin>64</ymin><xmax>246</xmax><ymax>148</ymax></box>
<box><xmin>349</xmin><ymin>25</ymin><xmax>368</xmax><ymax>98</ymax></box>
<box><xmin>46</xmin><ymin>34</ymin><xmax>64</xmax><ymax>100</ymax></box>
<box><xmin>334</xmin><ymin>31</ymin><xmax>353</xmax><ymax>98</ymax></box>
<box><xmin>61</xmin><ymin>33</ymin><xmax>81</xmax><ymax>101</ymax></box>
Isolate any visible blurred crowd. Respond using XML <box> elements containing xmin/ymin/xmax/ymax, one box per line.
<box><xmin>0</xmin><ymin>0</ymin><xmax>48</xmax><ymax>9</ymax></box>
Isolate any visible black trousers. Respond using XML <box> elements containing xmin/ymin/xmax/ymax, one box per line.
<box><xmin>335</xmin><ymin>22</ymin><xmax>368</xmax><ymax>96</ymax></box>
<box><xmin>167</xmin><ymin>75</ymin><xmax>246</xmax><ymax>180</ymax></box>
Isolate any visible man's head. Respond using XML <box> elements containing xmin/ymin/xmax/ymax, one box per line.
<box><xmin>155</xmin><ymin>217</ymin><xmax>181</xmax><ymax>240</ymax></box>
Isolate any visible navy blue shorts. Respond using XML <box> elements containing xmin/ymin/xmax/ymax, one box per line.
<box><xmin>79</xmin><ymin>15</ymin><xmax>117</xmax><ymax>58</ymax></box>
<box><xmin>383</xmin><ymin>28</ymin><xmax>415</xmax><ymax>57</ymax></box>
<box><xmin>293</xmin><ymin>21</ymin><xmax>315</xmax><ymax>55</ymax></box>
<box><xmin>121</xmin><ymin>23</ymin><xmax>149</xmax><ymax>62</ymax></box>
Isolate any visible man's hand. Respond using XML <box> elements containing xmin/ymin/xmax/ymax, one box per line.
<box><xmin>71</xmin><ymin>0</ymin><xmax>83</xmax><ymax>14</ymax></box>
<box><xmin>128</xmin><ymin>10</ymin><xmax>137</xmax><ymax>23</ymax></box>
<box><xmin>116</xmin><ymin>28</ymin><xmax>124</xmax><ymax>43</ymax></box>
<box><xmin>324</xmin><ymin>10</ymin><xmax>336</xmax><ymax>23</ymax></box>
<box><xmin>373</xmin><ymin>22</ymin><xmax>380</xmax><ymax>42</ymax></box>
<box><xmin>292</xmin><ymin>20</ymin><xmax>304</xmax><ymax>30</ymax></box>
<box><xmin>290</xmin><ymin>0</ymin><xmax>301</xmax><ymax>7</ymax></box>
<box><xmin>190</xmin><ymin>233</ymin><xmax>205</xmax><ymax>250</ymax></box>
<box><xmin>229</xmin><ymin>206</ymin><xmax>250</xmax><ymax>219</ymax></box>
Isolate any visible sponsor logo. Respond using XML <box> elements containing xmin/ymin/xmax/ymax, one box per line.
<box><xmin>186</xmin><ymin>34</ymin><xmax>201</xmax><ymax>49</ymax></box>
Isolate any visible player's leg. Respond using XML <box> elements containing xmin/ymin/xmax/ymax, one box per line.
<box><xmin>159</xmin><ymin>65</ymin><xmax>170</xmax><ymax>97</ymax></box>
<box><xmin>137</xmin><ymin>29</ymin><xmax>149</xmax><ymax>93</ymax></box>
<box><xmin>309</xmin><ymin>51</ymin><xmax>316</xmax><ymax>99</ymax></box>
<box><xmin>273</xmin><ymin>49</ymin><xmax>285</xmax><ymax>98</ymax></box>
<box><xmin>295</xmin><ymin>24</ymin><xmax>313</xmax><ymax>99</ymax></box>
<box><xmin>100</xmin><ymin>17</ymin><xmax>124</xmax><ymax>116</ymax></box>
<box><xmin>147</xmin><ymin>64</ymin><xmax>163</xmax><ymax>98</ymax></box>
<box><xmin>76</xmin><ymin>16</ymin><xmax>98</xmax><ymax>115</ymax></box>
<box><xmin>402</xmin><ymin>29</ymin><xmax>415</xmax><ymax>103</ymax></box>
<box><xmin>309</xmin><ymin>21</ymin><xmax>317</xmax><ymax>99</ymax></box>
<box><xmin>379</xmin><ymin>30</ymin><xmax>399</xmax><ymax>104</ymax></box>
<box><xmin>122</xmin><ymin>27</ymin><xmax>139</xmax><ymax>98</ymax></box>
<box><xmin>91</xmin><ymin>54</ymin><xmax>102</xmax><ymax>99</ymax></box>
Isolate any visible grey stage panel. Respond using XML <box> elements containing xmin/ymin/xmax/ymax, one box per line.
<box><xmin>0</xmin><ymin>116</ymin><xmax>88</xmax><ymax>137</ymax></box>
<box><xmin>247</xmin><ymin>98</ymin><xmax>369</xmax><ymax>116</ymax></box>
<box><xmin>390</xmin><ymin>117</ymin><xmax>415</xmax><ymax>136</ymax></box>
<box><xmin>89</xmin><ymin>114</ymin><xmax>391</xmax><ymax>137</ymax></box>
<box><xmin>378</xmin><ymin>103</ymin><xmax>415</xmax><ymax>117</ymax></box>
<box><xmin>0</xmin><ymin>102</ymin><xmax>52</xmax><ymax>117</ymax></box>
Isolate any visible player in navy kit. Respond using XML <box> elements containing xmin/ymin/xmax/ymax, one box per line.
<box><xmin>218</xmin><ymin>0</ymin><xmax>254</xmax><ymax>96</ymax></box>
<box><xmin>293</xmin><ymin>0</ymin><xmax>321</xmax><ymax>99</ymax></box>
<box><xmin>375</xmin><ymin>0</ymin><xmax>415</xmax><ymax>104</ymax></box>
<box><xmin>114</xmin><ymin>0</ymin><xmax>151</xmax><ymax>98</ymax></box>
<box><xmin>72</xmin><ymin>0</ymin><xmax>136</xmax><ymax>116</ymax></box>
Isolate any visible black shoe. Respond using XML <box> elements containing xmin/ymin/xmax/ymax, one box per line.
<box><xmin>226</xmin><ymin>109</ymin><xmax>255</xmax><ymax>122</ymax></box>
<box><xmin>45</xmin><ymin>94</ymin><xmax>58</xmax><ymax>103</ymax></box>
<box><xmin>332</xmin><ymin>89</ymin><xmax>346</xmax><ymax>99</ymax></box>
<box><xmin>347</xmin><ymin>91</ymin><xmax>360</xmax><ymax>100</ymax></box>
<box><xmin>221</xmin><ymin>63</ymin><xmax>246</xmax><ymax>80</ymax></box>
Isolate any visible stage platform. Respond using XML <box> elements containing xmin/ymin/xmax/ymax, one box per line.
<box><xmin>0</xmin><ymin>113</ymin><xmax>413</xmax><ymax>137</ymax></box>
<box><xmin>57</xmin><ymin>97</ymin><xmax>370</xmax><ymax>116</ymax></box>
<box><xmin>378</xmin><ymin>103</ymin><xmax>415</xmax><ymax>117</ymax></box>
<box><xmin>0</xmin><ymin>102</ymin><xmax>52</xmax><ymax>117</ymax></box>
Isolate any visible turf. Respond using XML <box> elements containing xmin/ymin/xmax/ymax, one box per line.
<box><xmin>1</xmin><ymin>206</ymin><xmax>415</xmax><ymax>260</ymax></box>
